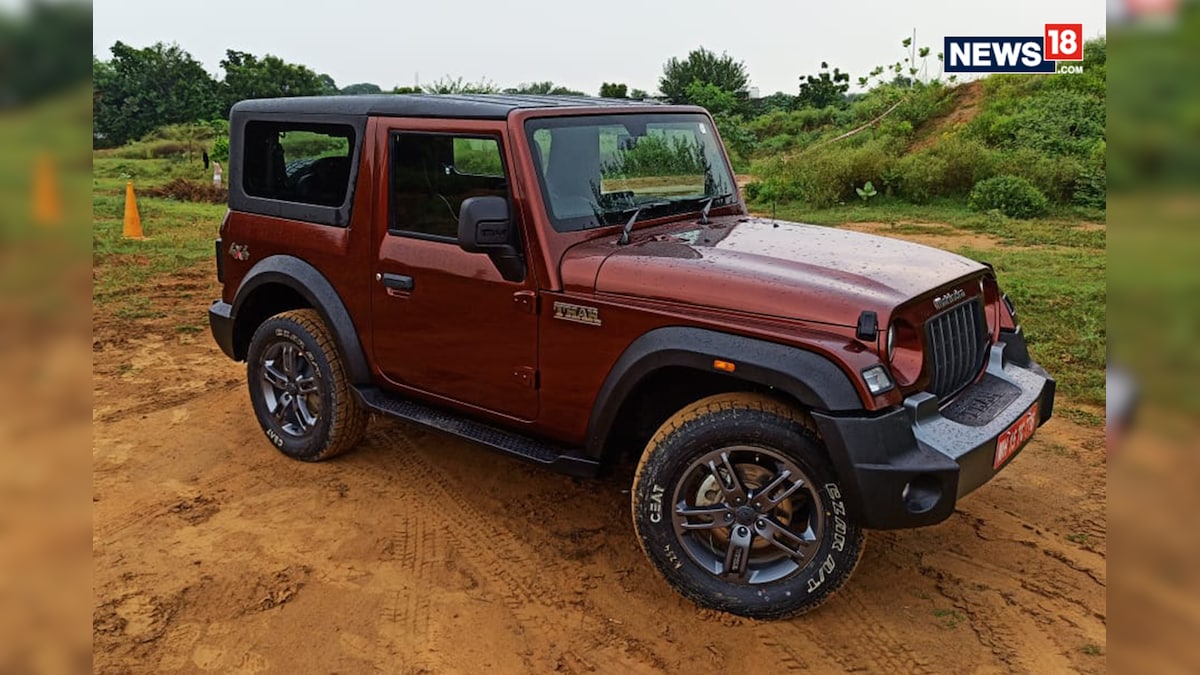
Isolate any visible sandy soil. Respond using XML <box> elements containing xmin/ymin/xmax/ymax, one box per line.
<box><xmin>93</xmin><ymin>260</ymin><xmax>1107</xmax><ymax>674</ymax></box>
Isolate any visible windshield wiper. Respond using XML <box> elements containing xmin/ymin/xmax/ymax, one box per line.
<box><xmin>618</xmin><ymin>201</ymin><xmax>670</xmax><ymax>245</ymax></box>
<box><xmin>699</xmin><ymin>192</ymin><xmax>734</xmax><ymax>224</ymax></box>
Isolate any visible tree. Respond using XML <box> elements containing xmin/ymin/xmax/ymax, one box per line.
<box><xmin>422</xmin><ymin>76</ymin><xmax>499</xmax><ymax>94</ymax></box>
<box><xmin>503</xmin><ymin>81</ymin><xmax>584</xmax><ymax>95</ymax></box>
<box><xmin>92</xmin><ymin>41</ymin><xmax>220</xmax><ymax>147</ymax></box>
<box><xmin>391</xmin><ymin>85</ymin><xmax>422</xmax><ymax>94</ymax></box>
<box><xmin>599</xmin><ymin>82</ymin><xmax>628</xmax><ymax>98</ymax></box>
<box><xmin>685</xmin><ymin>81</ymin><xmax>737</xmax><ymax>116</ymax></box>
<box><xmin>659</xmin><ymin>47</ymin><xmax>749</xmax><ymax>104</ymax></box>
<box><xmin>629</xmin><ymin>88</ymin><xmax>649</xmax><ymax>100</ymax></box>
<box><xmin>796</xmin><ymin>62</ymin><xmax>850</xmax><ymax>109</ymax></box>
<box><xmin>219</xmin><ymin>50</ymin><xmax>326</xmax><ymax>114</ymax></box>
<box><xmin>754</xmin><ymin>91</ymin><xmax>796</xmax><ymax>114</ymax></box>
<box><xmin>317</xmin><ymin>73</ymin><xmax>339</xmax><ymax>96</ymax></box>
<box><xmin>340</xmin><ymin>82</ymin><xmax>383</xmax><ymax>95</ymax></box>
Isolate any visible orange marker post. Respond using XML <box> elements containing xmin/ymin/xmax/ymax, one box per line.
<box><xmin>33</xmin><ymin>153</ymin><xmax>63</xmax><ymax>225</ymax></box>
<box><xmin>123</xmin><ymin>181</ymin><xmax>144</xmax><ymax>239</ymax></box>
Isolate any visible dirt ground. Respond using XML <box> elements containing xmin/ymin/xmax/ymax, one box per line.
<box><xmin>93</xmin><ymin>256</ymin><xmax>1107</xmax><ymax>674</ymax></box>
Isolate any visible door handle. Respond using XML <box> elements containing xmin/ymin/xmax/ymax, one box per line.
<box><xmin>379</xmin><ymin>273</ymin><xmax>414</xmax><ymax>292</ymax></box>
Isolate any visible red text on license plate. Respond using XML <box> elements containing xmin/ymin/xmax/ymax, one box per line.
<box><xmin>994</xmin><ymin>402</ymin><xmax>1040</xmax><ymax>469</ymax></box>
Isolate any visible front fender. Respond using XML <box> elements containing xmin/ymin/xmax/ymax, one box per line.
<box><xmin>584</xmin><ymin>326</ymin><xmax>864</xmax><ymax>458</ymax></box>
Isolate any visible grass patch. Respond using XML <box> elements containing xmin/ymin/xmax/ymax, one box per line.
<box><xmin>1059</xmin><ymin>407</ymin><xmax>1104</xmax><ymax>427</ymax></box>
<box><xmin>92</xmin><ymin>185</ymin><xmax>225</xmax><ymax>319</ymax></box>
<box><xmin>933</xmin><ymin>608</ymin><xmax>966</xmax><ymax>628</ymax></box>
<box><xmin>1066</xmin><ymin>533</ymin><xmax>1093</xmax><ymax>545</ymax></box>
<box><xmin>1081</xmin><ymin>644</ymin><xmax>1103</xmax><ymax>657</ymax></box>
<box><xmin>962</xmin><ymin>245</ymin><xmax>1105</xmax><ymax>407</ymax></box>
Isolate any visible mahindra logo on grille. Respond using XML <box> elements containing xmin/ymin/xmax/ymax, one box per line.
<box><xmin>933</xmin><ymin>288</ymin><xmax>966</xmax><ymax>310</ymax></box>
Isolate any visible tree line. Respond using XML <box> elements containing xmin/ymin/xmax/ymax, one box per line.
<box><xmin>91</xmin><ymin>39</ymin><xmax>835</xmax><ymax>148</ymax></box>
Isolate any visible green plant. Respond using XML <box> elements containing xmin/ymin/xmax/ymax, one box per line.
<box><xmin>855</xmin><ymin>181</ymin><xmax>878</xmax><ymax>202</ymax></box>
<box><xmin>969</xmin><ymin>175</ymin><xmax>1049</xmax><ymax>219</ymax></box>
<box><xmin>211</xmin><ymin>135</ymin><xmax>229</xmax><ymax>163</ymax></box>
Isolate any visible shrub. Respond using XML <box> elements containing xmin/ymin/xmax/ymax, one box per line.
<box><xmin>969</xmin><ymin>175</ymin><xmax>1048</xmax><ymax>218</ymax></box>
<box><xmin>146</xmin><ymin>178</ymin><xmax>228</xmax><ymax>204</ymax></box>
<box><xmin>890</xmin><ymin>136</ymin><xmax>994</xmax><ymax>203</ymax></box>
<box><xmin>211</xmin><ymin>135</ymin><xmax>230</xmax><ymax>163</ymax></box>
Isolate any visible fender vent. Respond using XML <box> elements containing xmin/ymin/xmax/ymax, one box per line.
<box><xmin>925</xmin><ymin>299</ymin><xmax>989</xmax><ymax>400</ymax></box>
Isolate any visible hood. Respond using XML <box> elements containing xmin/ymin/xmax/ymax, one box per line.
<box><xmin>561</xmin><ymin>216</ymin><xmax>986</xmax><ymax>327</ymax></box>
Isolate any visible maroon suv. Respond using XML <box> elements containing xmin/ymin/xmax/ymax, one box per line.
<box><xmin>209</xmin><ymin>94</ymin><xmax>1055</xmax><ymax>619</ymax></box>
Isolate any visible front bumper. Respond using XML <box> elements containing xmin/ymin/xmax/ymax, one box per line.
<box><xmin>813</xmin><ymin>340</ymin><xmax>1055</xmax><ymax>529</ymax></box>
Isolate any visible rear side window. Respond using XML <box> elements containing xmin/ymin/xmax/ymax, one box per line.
<box><xmin>390</xmin><ymin>133</ymin><xmax>509</xmax><ymax>240</ymax></box>
<box><xmin>242</xmin><ymin>122</ymin><xmax>355</xmax><ymax>207</ymax></box>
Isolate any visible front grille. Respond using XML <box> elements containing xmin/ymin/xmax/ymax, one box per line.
<box><xmin>925</xmin><ymin>299</ymin><xmax>989</xmax><ymax>399</ymax></box>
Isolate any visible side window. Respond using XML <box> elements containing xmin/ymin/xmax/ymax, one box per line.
<box><xmin>391</xmin><ymin>133</ymin><xmax>508</xmax><ymax>239</ymax></box>
<box><xmin>242</xmin><ymin>122</ymin><xmax>355</xmax><ymax>207</ymax></box>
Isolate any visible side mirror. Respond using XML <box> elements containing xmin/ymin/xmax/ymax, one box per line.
<box><xmin>457</xmin><ymin>196</ymin><xmax>525</xmax><ymax>282</ymax></box>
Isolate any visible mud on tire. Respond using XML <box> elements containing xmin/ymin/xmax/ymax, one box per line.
<box><xmin>631</xmin><ymin>392</ymin><xmax>865</xmax><ymax>620</ymax></box>
<box><xmin>246</xmin><ymin>309</ymin><xmax>368</xmax><ymax>461</ymax></box>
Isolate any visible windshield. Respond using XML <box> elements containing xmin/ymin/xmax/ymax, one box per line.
<box><xmin>524</xmin><ymin>113</ymin><xmax>737</xmax><ymax>233</ymax></box>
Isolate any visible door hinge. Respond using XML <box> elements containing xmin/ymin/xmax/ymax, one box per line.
<box><xmin>513</xmin><ymin>366</ymin><xmax>538</xmax><ymax>389</ymax></box>
<box><xmin>513</xmin><ymin>290</ymin><xmax>537</xmax><ymax>314</ymax></box>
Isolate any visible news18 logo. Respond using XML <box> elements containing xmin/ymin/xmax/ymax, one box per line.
<box><xmin>945</xmin><ymin>24</ymin><xmax>1085</xmax><ymax>74</ymax></box>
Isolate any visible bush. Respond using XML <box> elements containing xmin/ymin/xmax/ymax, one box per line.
<box><xmin>890</xmin><ymin>135</ymin><xmax>994</xmax><ymax>203</ymax></box>
<box><xmin>211</xmin><ymin>135</ymin><xmax>230</xmax><ymax>163</ymax></box>
<box><xmin>146</xmin><ymin>178</ymin><xmax>228</xmax><ymax>204</ymax></box>
<box><xmin>1072</xmin><ymin>140</ymin><xmax>1106</xmax><ymax>209</ymax></box>
<box><xmin>969</xmin><ymin>175</ymin><xmax>1048</xmax><ymax>218</ymax></box>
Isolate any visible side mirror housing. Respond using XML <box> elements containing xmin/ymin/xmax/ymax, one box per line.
<box><xmin>457</xmin><ymin>196</ymin><xmax>525</xmax><ymax>282</ymax></box>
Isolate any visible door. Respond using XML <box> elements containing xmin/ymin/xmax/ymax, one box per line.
<box><xmin>370</xmin><ymin>122</ymin><xmax>538</xmax><ymax>420</ymax></box>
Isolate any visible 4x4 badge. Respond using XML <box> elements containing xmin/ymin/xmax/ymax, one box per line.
<box><xmin>229</xmin><ymin>242</ymin><xmax>250</xmax><ymax>261</ymax></box>
<box><xmin>552</xmin><ymin>302</ymin><xmax>602</xmax><ymax>327</ymax></box>
<box><xmin>933</xmin><ymin>288</ymin><xmax>966</xmax><ymax>310</ymax></box>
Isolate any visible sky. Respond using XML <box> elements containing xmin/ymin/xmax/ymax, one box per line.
<box><xmin>92</xmin><ymin>0</ymin><xmax>1107</xmax><ymax>96</ymax></box>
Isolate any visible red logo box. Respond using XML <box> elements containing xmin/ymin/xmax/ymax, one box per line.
<box><xmin>1044</xmin><ymin>23</ymin><xmax>1084</xmax><ymax>61</ymax></box>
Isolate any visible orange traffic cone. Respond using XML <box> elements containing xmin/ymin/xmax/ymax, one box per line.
<box><xmin>123</xmin><ymin>181</ymin><xmax>144</xmax><ymax>240</ymax></box>
<box><xmin>32</xmin><ymin>153</ymin><xmax>62</xmax><ymax>225</ymax></box>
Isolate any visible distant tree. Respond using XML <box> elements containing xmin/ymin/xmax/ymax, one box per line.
<box><xmin>599</xmin><ymin>82</ymin><xmax>628</xmax><ymax>98</ymax></box>
<box><xmin>1</xmin><ymin>2</ymin><xmax>91</xmax><ymax>106</ymax></box>
<box><xmin>391</xmin><ymin>85</ymin><xmax>422</xmax><ymax>94</ymax></box>
<box><xmin>317</xmin><ymin>73</ymin><xmax>339</xmax><ymax>95</ymax></box>
<box><xmin>92</xmin><ymin>41</ymin><xmax>220</xmax><ymax>147</ymax></box>
<box><xmin>629</xmin><ymin>88</ymin><xmax>649</xmax><ymax>100</ymax></box>
<box><xmin>684</xmin><ymin>81</ymin><xmax>737</xmax><ymax>116</ymax></box>
<box><xmin>659</xmin><ymin>47</ymin><xmax>749</xmax><ymax>104</ymax></box>
<box><xmin>504</xmin><ymin>81</ymin><xmax>585</xmax><ymax>95</ymax></box>
<box><xmin>219</xmin><ymin>50</ymin><xmax>325</xmax><ymax>114</ymax></box>
<box><xmin>423</xmin><ymin>76</ymin><xmax>500</xmax><ymax>94</ymax></box>
<box><xmin>796</xmin><ymin>62</ymin><xmax>850</xmax><ymax>109</ymax></box>
<box><xmin>340</xmin><ymin>82</ymin><xmax>383</xmax><ymax>95</ymax></box>
<box><xmin>754</xmin><ymin>91</ymin><xmax>796</xmax><ymax>114</ymax></box>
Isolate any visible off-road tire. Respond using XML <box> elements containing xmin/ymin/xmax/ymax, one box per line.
<box><xmin>246</xmin><ymin>309</ymin><xmax>368</xmax><ymax>461</ymax></box>
<box><xmin>632</xmin><ymin>392</ymin><xmax>865</xmax><ymax>619</ymax></box>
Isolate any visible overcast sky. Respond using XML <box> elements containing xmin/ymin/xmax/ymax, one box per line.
<box><xmin>92</xmin><ymin>0</ymin><xmax>1106</xmax><ymax>96</ymax></box>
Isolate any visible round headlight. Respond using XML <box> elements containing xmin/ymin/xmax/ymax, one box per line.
<box><xmin>887</xmin><ymin>324</ymin><xmax>896</xmax><ymax>361</ymax></box>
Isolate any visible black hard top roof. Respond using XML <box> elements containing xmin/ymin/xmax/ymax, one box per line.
<box><xmin>230</xmin><ymin>94</ymin><xmax>689</xmax><ymax>119</ymax></box>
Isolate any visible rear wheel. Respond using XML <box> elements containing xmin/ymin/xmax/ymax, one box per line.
<box><xmin>631</xmin><ymin>392</ymin><xmax>864</xmax><ymax>619</ymax></box>
<box><xmin>245</xmin><ymin>309</ymin><xmax>368</xmax><ymax>461</ymax></box>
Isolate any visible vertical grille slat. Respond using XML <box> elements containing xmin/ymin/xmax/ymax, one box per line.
<box><xmin>924</xmin><ymin>298</ymin><xmax>988</xmax><ymax>399</ymax></box>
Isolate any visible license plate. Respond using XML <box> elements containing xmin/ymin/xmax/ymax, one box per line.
<box><xmin>994</xmin><ymin>402</ymin><xmax>1040</xmax><ymax>469</ymax></box>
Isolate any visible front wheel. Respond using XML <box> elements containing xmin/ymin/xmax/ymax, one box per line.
<box><xmin>632</xmin><ymin>393</ymin><xmax>864</xmax><ymax>619</ymax></box>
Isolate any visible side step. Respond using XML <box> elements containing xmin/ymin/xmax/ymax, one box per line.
<box><xmin>354</xmin><ymin>386</ymin><xmax>600</xmax><ymax>478</ymax></box>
